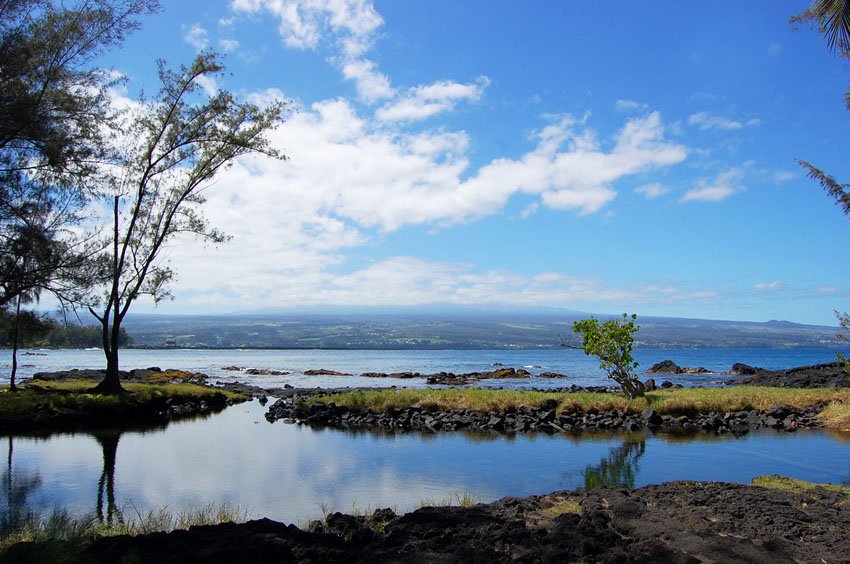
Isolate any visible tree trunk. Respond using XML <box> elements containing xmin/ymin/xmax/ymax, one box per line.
<box><xmin>93</xmin><ymin>195</ymin><xmax>126</xmax><ymax>395</ymax></box>
<box><xmin>93</xmin><ymin>345</ymin><xmax>124</xmax><ymax>394</ymax></box>
<box><xmin>9</xmin><ymin>294</ymin><xmax>21</xmax><ymax>392</ymax></box>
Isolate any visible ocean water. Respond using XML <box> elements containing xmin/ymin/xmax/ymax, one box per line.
<box><xmin>1</xmin><ymin>346</ymin><xmax>844</xmax><ymax>389</ymax></box>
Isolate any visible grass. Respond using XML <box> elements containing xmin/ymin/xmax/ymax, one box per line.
<box><xmin>311</xmin><ymin>387</ymin><xmax>850</xmax><ymax>428</ymax></box>
<box><xmin>0</xmin><ymin>503</ymin><xmax>251</xmax><ymax>560</ymax></box>
<box><xmin>751</xmin><ymin>475</ymin><xmax>850</xmax><ymax>503</ymax></box>
<box><xmin>542</xmin><ymin>497</ymin><xmax>582</xmax><ymax>516</ymax></box>
<box><xmin>817</xmin><ymin>402</ymin><xmax>850</xmax><ymax>431</ymax></box>
<box><xmin>0</xmin><ymin>380</ymin><xmax>248</xmax><ymax>429</ymax></box>
<box><xmin>418</xmin><ymin>491</ymin><xmax>480</xmax><ymax>508</ymax></box>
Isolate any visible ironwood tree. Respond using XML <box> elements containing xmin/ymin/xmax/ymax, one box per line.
<box><xmin>0</xmin><ymin>0</ymin><xmax>159</xmax><ymax>308</ymax></box>
<box><xmin>89</xmin><ymin>52</ymin><xmax>286</xmax><ymax>393</ymax></box>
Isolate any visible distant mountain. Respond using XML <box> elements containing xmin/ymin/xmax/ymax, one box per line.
<box><xmin>120</xmin><ymin>309</ymin><xmax>846</xmax><ymax>350</ymax></box>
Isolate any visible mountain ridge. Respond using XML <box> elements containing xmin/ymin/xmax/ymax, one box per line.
<box><xmin>120</xmin><ymin>310</ymin><xmax>845</xmax><ymax>350</ymax></box>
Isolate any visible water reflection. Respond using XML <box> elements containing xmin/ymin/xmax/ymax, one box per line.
<box><xmin>2</xmin><ymin>402</ymin><xmax>850</xmax><ymax>526</ymax></box>
<box><xmin>581</xmin><ymin>436</ymin><xmax>646</xmax><ymax>490</ymax></box>
<box><xmin>2</xmin><ymin>435</ymin><xmax>42</xmax><ymax>531</ymax></box>
<box><xmin>94</xmin><ymin>431</ymin><xmax>121</xmax><ymax>525</ymax></box>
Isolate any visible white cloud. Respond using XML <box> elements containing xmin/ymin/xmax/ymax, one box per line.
<box><xmin>755</xmin><ymin>281</ymin><xmax>783</xmax><ymax>291</ymax></box>
<box><xmin>768</xmin><ymin>42</ymin><xmax>783</xmax><ymax>56</ymax></box>
<box><xmin>183</xmin><ymin>23</ymin><xmax>209</xmax><ymax>50</ymax></box>
<box><xmin>169</xmin><ymin>244</ymin><xmax>720</xmax><ymax>310</ymax></box>
<box><xmin>232</xmin><ymin>0</ymin><xmax>382</xmax><ymax>52</ymax></box>
<box><xmin>195</xmin><ymin>74</ymin><xmax>219</xmax><ymax>97</ymax></box>
<box><xmin>615</xmin><ymin>99</ymin><xmax>648</xmax><ymax>112</ymax></box>
<box><xmin>774</xmin><ymin>170</ymin><xmax>795</xmax><ymax>182</ymax></box>
<box><xmin>818</xmin><ymin>285</ymin><xmax>839</xmax><ymax>294</ymax></box>
<box><xmin>634</xmin><ymin>182</ymin><xmax>669</xmax><ymax>199</ymax></box>
<box><xmin>680</xmin><ymin>167</ymin><xmax>744</xmax><ymax>203</ymax></box>
<box><xmin>520</xmin><ymin>202</ymin><xmax>539</xmax><ymax>218</ymax></box>
<box><xmin>341</xmin><ymin>59</ymin><xmax>394</xmax><ymax>103</ymax></box>
<box><xmin>219</xmin><ymin>38</ymin><xmax>240</xmax><ymax>52</ymax></box>
<box><xmin>232</xmin><ymin>0</ymin><xmax>386</xmax><ymax>101</ymax></box>
<box><xmin>151</xmin><ymin>101</ymin><xmax>689</xmax><ymax>309</ymax></box>
<box><xmin>688</xmin><ymin>112</ymin><xmax>761</xmax><ymax>132</ymax></box>
<box><xmin>227</xmin><ymin>103</ymin><xmax>687</xmax><ymax>230</ymax></box>
<box><xmin>688</xmin><ymin>111</ymin><xmax>741</xmax><ymax>131</ymax></box>
<box><xmin>376</xmin><ymin>77</ymin><xmax>489</xmax><ymax>122</ymax></box>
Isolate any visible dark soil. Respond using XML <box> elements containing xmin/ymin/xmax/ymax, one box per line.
<box><xmin>730</xmin><ymin>361</ymin><xmax>849</xmax><ymax>388</ymax></box>
<box><xmin>48</xmin><ymin>481</ymin><xmax>848</xmax><ymax>563</ymax></box>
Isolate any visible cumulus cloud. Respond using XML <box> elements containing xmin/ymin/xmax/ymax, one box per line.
<box><xmin>232</xmin><ymin>0</ymin><xmax>386</xmax><ymax>101</ymax></box>
<box><xmin>376</xmin><ymin>77</ymin><xmax>489</xmax><ymax>122</ymax></box>
<box><xmin>687</xmin><ymin>111</ymin><xmax>760</xmax><ymax>132</ymax></box>
<box><xmin>219</xmin><ymin>103</ymin><xmax>686</xmax><ymax>231</ymax></box>
<box><xmin>183</xmin><ymin>23</ymin><xmax>209</xmax><ymax>50</ymax></box>
<box><xmin>341</xmin><ymin>59</ymin><xmax>394</xmax><ymax>103</ymax></box>
<box><xmin>150</xmin><ymin>100</ymin><xmax>690</xmax><ymax>309</ymax></box>
<box><xmin>680</xmin><ymin>167</ymin><xmax>744</xmax><ymax>203</ymax></box>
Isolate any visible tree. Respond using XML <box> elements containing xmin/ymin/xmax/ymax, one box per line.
<box><xmin>89</xmin><ymin>52</ymin><xmax>285</xmax><ymax>393</ymax></box>
<box><xmin>792</xmin><ymin>1</ymin><xmax>850</xmax><ymax>371</ymax></box>
<box><xmin>791</xmin><ymin>0</ymin><xmax>850</xmax><ymax>55</ymax></box>
<box><xmin>0</xmin><ymin>0</ymin><xmax>159</xmax><ymax>308</ymax></box>
<box><xmin>837</xmin><ymin>311</ymin><xmax>850</xmax><ymax>374</ymax></box>
<box><xmin>573</xmin><ymin>313</ymin><xmax>645</xmax><ymax>399</ymax></box>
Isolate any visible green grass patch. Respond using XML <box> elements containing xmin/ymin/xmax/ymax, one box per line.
<box><xmin>0</xmin><ymin>380</ymin><xmax>248</xmax><ymax>430</ymax></box>
<box><xmin>752</xmin><ymin>475</ymin><xmax>850</xmax><ymax>503</ymax></box>
<box><xmin>313</xmin><ymin>387</ymin><xmax>850</xmax><ymax>427</ymax></box>
<box><xmin>543</xmin><ymin>498</ymin><xmax>582</xmax><ymax>516</ymax></box>
<box><xmin>0</xmin><ymin>502</ymin><xmax>251</xmax><ymax>560</ymax></box>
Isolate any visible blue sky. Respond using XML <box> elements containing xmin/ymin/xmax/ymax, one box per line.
<box><xmin>97</xmin><ymin>1</ymin><xmax>850</xmax><ymax>325</ymax></box>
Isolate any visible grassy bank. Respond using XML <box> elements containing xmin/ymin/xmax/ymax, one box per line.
<box><xmin>752</xmin><ymin>475</ymin><xmax>850</xmax><ymax>502</ymax></box>
<box><xmin>311</xmin><ymin>387</ymin><xmax>850</xmax><ymax>428</ymax></box>
<box><xmin>0</xmin><ymin>380</ymin><xmax>248</xmax><ymax>430</ymax></box>
<box><xmin>0</xmin><ymin>503</ymin><xmax>250</xmax><ymax>563</ymax></box>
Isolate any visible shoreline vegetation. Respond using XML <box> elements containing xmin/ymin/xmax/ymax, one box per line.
<box><xmin>266</xmin><ymin>386</ymin><xmax>850</xmax><ymax>435</ymax></box>
<box><xmin>2</xmin><ymin>477</ymin><xmax>848</xmax><ymax>563</ymax></box>
<box><xmin>0</xmin><ymin>379</ymin><xmax>248</xmax><ymax>432</ymax></box>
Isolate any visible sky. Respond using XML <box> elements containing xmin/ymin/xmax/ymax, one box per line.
<box><xmin>92</xmin><ymin>0</ymin><xmax>850</xmax><ymax>325</ymax></box>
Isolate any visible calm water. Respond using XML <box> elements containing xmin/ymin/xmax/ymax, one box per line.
<box><xmin>3</xmin><ymin>400</ymin><xmax>849</xmax><ymax>526</ymax></box>
<box><xmin>1</xmin><ymin>346</ymin><xmax>845</xmax><ymax>389</ymax></box>
<box><xmin>3</xmin><ymin>347</ymin><xmax>849</xmax><ymax>527</ymax></box>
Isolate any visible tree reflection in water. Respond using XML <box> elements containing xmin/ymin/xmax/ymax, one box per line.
<box><xmin>582</xmin><ymin>436</ymin><xmax>646</xmax><ymax>490</ymax></box>
<box><xmin>93</xmin><ymin>431</ymin><xmax>122</xmax><ymax>526</ymax></box>
<box><xmin>2</xmin><ymin>434</ymin><xmax>42</xmax><ymax>531</ymax></box>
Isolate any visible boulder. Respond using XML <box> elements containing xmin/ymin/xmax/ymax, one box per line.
<box><xmin>304</xmin><ymin>369</ymin><xmax>352</xmax><ymax>376</ymax></box>
<box><xmin>646</xmin><ymin>360</ymin><xmax>683</xmax><ymax>374</ymax></box>
<box><xmin>730</xmin><ymin>363</ymin><xmax>764</xmax><ymax>376</ymax></box>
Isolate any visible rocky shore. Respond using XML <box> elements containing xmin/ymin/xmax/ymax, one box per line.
<box><xmin>730</xmin><ymin>360</ymin><xmax>849</xmax><ymax>388</ymax></box>
<box><xmin>69</xmin><ymin>480</ymin><xmax>850</xmax><ymax>563</ymax></box>
<box><xmin>265</xmin><ymin>394</ymin><xmax>820</xmax><ymax>435</ymax></box>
